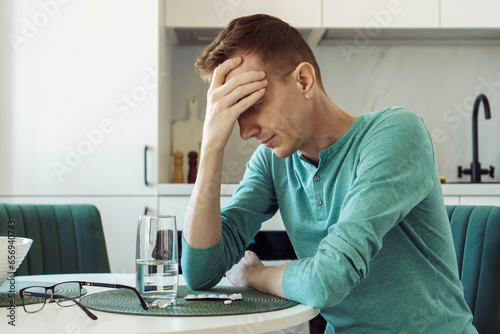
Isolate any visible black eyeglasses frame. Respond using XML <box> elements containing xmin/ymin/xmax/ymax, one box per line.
<box><xmin>19</xmin><ymin>281</ymin><xmax>149</xmax><ymax>320</ymax></box>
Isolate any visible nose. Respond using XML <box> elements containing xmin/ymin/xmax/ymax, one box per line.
<box><xmin>238</xmin><ymin>113</ymin><xmax>260</xmax><ymax>140</ymax></box>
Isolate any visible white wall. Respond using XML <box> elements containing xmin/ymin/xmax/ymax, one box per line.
<box><xmin>0</xmin><ymin>0</ymin><xmax>15</xmax><ymax>191</ymax></box>
<box><xmin>170</xmin><ymin>43</ymin><xmax>500</xmax><ymax>183</ymax></box>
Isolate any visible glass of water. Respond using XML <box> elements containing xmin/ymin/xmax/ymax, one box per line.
<box><xmin>136</xmin><ymin>215</ymin><xmax>178</xmax><ymax>306</ymax></box>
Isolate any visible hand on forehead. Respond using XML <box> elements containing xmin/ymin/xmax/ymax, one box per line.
<box><xmin>224</xmin><ymin>54</ymin><xmax>266</xmax><ymax>83</ymax></box>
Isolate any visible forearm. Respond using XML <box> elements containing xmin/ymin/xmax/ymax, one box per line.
<box><xmin>248</xmin><ymin>263</ymin><xmax>288</xmax><ymax>298</ymax></box>
<box><xmin>226</xmin><ymin>250</ymin><xmax>288</xmax><ymax>298</ymax></box>
<box><xmin>184</xmin><ymin>147</ymin><xmax>224</xmax><ymax>249</ymax></box>
<box><xmin>184</xmin><ymin>57</ymin><xmax>266</xmax><ymax>249</ymax></box>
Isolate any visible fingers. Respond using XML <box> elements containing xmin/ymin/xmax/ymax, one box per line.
<box><xmin>211</xmin><ymin>70</ymin><xmax>267</xmax><ymax>102</ymax></box>
<box><xmin>202</xmin><ymin>56</ymin><xmax>267</xmax><ymax>151</ymax></box>
<box><xmin>210</xmin><ymin>57</ymin><xmax>242</xmax><ymax>89</ymax></box>
<box><xmin>209</xmin><ymin>57</ymin><xmax>267</xmax><ymax>109</ymax></box>
<box><xmin>224</xmin><ymin>73</ymin><xmax>267</xmax><ymax>104</ymax></box>
<box><xmin>242</xmin><ymin>250</ymin><xmax>262</xmax><ymax>265</ymax></box>
<box><xmin>210</xmin><ymin>72</ymin><xmax>267</xmax><ymax>117</ymax></box>
<box><xmin>212</xmin><ymin>88</ymin><xmax>262</xmax><ymax>124</ymax></box>
<box><xmin>245</xmin><ymin>250</ymin><xmax>257</xmax><ymax>257</ymax></box>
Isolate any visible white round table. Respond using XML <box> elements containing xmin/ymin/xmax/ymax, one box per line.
<box><xmin>1</xmin><ymin>273</ymin><xmax>319</xmax><ymax>334</ymax></box>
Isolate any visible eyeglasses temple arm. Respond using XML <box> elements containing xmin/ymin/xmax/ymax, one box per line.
<box><xmin>82</xmin><ymin>282</ymin><xmax>149</xmax><ymax>310</ymax></box>
<box><xmin>53</xmin><ymin>293</ymin><xmax>98</xmax><ymax>320</ymax></box>
<box><xmin>114</xmin><ymin>284</ymin><xmax>149</xmax><ymax>310</ymax></box>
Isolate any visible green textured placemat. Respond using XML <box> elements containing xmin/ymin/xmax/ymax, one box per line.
<box><xmin>80</xmin><ymin>285</ymin><xmax>298</xmax><ymax>316</ymax></box>
<box><xmin>0</xmin><ymin>281</ymin><xmax>86</xmax><ymax>307</ymax></box>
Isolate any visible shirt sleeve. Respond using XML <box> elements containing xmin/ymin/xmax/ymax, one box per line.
<box><xmin>181</xmin><ymin>146</ymin><xmax>279</xmax><ymax>290</ymax></box>
<box><xmin>282</xmin><ymin>111</ymin><xmax>438</xmax><ymax>308</ymax></box>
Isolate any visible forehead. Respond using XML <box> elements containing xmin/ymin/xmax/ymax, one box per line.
<box><xmin>224</xmin><ymin>53</ymin><xmax>266</xmax><ymax>83</ymax></box>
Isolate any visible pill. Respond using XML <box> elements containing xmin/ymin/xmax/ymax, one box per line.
<box><xmin>224</xmin><ymin>300</ymin><xmax>232</xmax><ymax>305</ymax></box>
<box><xmin>229</xmin><ymin>293</ymin><xmax>243</xmax><ymax>300</ymax></box>
<box><xmin>158</xmin><ymin>300</ymin><xmax>169</xmax><ymax>308</ymax></box>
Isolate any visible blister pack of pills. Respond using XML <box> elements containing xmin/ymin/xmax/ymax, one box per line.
<box><xmin>184</xmin><ymin>293</ymin><xmax>243</xmax><ymax>303</ymax></box>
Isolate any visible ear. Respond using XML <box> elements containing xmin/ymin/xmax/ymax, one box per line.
<box><xmin>293</xmin><ymin>62</ymin><xmax>316</xmax><ymax>99</ymax></box>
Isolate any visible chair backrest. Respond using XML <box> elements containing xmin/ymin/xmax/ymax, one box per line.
<box><xmin>446</xmin><ymin>205</ymin><xmax>500</xmax><ymax>334</ymax></box>
<box><xmin>0</xmin><ymin>203</ymin><xmax>110</xmax><ymax>275</ymax></box>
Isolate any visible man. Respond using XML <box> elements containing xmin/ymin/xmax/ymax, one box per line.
<box><xmin>181</xmin><ymin>14</ymin><xmax>476</xmax><ymax>333</ymax></box>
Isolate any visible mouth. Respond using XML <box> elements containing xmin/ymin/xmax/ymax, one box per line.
<box><xmin>261</xmin><ymin>135</ymin><xmax>275</xmax><ymax>146</ymax></box>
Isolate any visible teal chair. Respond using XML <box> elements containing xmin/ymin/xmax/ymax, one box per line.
<box><xmin>446</xmin><ymin>205</ymin><xmax>500</xmax><ymax>334</ymax></box>
<box><xmin>0</xmin><ymin>203</ymin><xmax>110</xmax><ymax>275</ymax></box>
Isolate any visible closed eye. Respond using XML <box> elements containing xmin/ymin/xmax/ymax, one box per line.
<box><xmin>246</xmin><ymin>95</ymin><xmax>267</xmax><ymax>113</ymax></box>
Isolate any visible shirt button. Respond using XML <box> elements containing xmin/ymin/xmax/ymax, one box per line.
<box><xmin>313</xmin><ymin>175</ymin><xmax>321</xmax><ymax>182</ymax></box>
<box><xmin>316</xmin><ymin>199</ymin><xmax>323</xmax><ymax>206</ymax></box>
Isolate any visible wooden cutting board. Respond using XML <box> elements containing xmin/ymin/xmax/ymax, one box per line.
<box><xmin>171</xmin><ymin>98</ymin><xmax>204</xmax><ymax>182</ymax></box>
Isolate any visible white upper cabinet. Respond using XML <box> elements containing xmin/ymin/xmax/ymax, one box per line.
<box><xmin>441</xmin><ymin>0</ymin><xmax>500</xmax><ymax>28</ymax></box>
<box><xmin>165</xmin><ymin>0</ymin><xmax>322</xmax><ymax>28</ymax></box>
<box><xmin>0</xmin><ymin>0</ymin><xmax>158</xmax><ymax>195</ymax></box>
<box><xmin>164</xmin><ymin>0</ymin><xmax>499</xmax><ymax>46</ymax></box>
<box><xmin>322</xmin><ymin>0</ymin><xmax>440</xmax><ymax>28</ymax></box>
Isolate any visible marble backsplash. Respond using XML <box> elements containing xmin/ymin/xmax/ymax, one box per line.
<box><xmin>171</xmin><ymin>43</ymin><xmax>500</xmax><ymax>183</ymax></box>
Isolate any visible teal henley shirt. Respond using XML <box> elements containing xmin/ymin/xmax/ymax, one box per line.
<box><xmin>182</xmin><ymin>107</ymin><xmax>476</xmax><ymax>333</ymax></box>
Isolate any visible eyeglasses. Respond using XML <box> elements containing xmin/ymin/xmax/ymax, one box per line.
<box><xmin>19</xmin><ymin>281</ymin><xmax>148</xmax><ymax>320</ymax></box>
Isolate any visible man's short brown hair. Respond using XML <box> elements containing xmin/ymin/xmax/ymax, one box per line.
<box><xmin>195</xmin><ymin>14</ymin><xmax>323</xmax><ymax>89</ymax></box>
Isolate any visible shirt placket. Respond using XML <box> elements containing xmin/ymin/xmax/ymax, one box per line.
<box><xmin>312</xmin><ymin>173</ymin><xmax>327</xmax><ymax>220</ymax></box>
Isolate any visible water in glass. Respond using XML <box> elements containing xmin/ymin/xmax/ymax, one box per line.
<box><xmin>136</xmin><ymin>215</ymin><xmax>178</xmax><ymax>306</ymax></box>
<box><xmin>136</xmin><ymin>259</ymin><xmax>178</xmax><ymax>304</ymax></box>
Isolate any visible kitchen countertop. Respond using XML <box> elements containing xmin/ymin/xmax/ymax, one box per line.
<box><xmin>158</xmin><ymin>183</ymin><xmax>239</xmax><ymax>196</ymax></box>
<box><xmin>441</xmin><ymin>183</ymin><xmax>500</xmax><ymax>196</ymax></box>
<box><xmin>159</xmin><ymin>183</ymin><xmax>500</xmax><ymax>196</ymax></box>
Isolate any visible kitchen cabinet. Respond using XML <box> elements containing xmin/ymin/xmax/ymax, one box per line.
<box><xmin>443</xmin><ymin>196</ymin><xmax>460</xmax><ymax>205</ymax></box>
<box><xmin>165</xmin><ymin>0</ymin><xmax>321</xmax><ymax>28</ymax></box>
<box><xmin>459</xmin><ymin>196</ymin><xmax>500</xmax><ymax>206</ymax></box>
<box><xmin>321</xmin><ymin>0</ymin><xmax>500</xmax><ymax>42</ymax></box>
<box><xmin>163</xmin><ymin>0</ymin><xmax>500</xmax><ymax>47</ymax></box>
<box><xmin>0</xmin><ymin>0</ymin><xmax>158</xmax><ymax>196</ymax></box>
<box><xmin>164</xmin><ymin>0</ymin><xmax>323</xmax><ymax>45</ymax></box>
<box><xmin>322</xmin><ymin>0</ymin><xmax>440</xmax><ymax>28</ymax></box>
<box><xmin>441</xmin><ymin>0</ymin><xmax>500</xmax><ymax>28</ymax></box>
<box><xmin>442</xmin><ymin>184</ymin><xmax>500</xmax><ymax>205</ymax></box>
<box><xmin>0</xmin><ymin>196</ymin><xmax>157</xmax><ymax>273</ymax></box>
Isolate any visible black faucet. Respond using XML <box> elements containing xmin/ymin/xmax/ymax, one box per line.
<box><xmin>458</xmin><ymin>94</ymin><xmax>494</xmax><ymax>183</ymax></box>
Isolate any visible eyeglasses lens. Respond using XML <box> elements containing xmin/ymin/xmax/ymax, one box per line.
<box><xmin>54</xmin><ymin>282</ymin><xmax>82</xmax><ymax>307</ymax></box>
<box><xmin>22</xmin><ymin>287</ymin><xmax>46</xmax><ymax>313</ymax></box>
